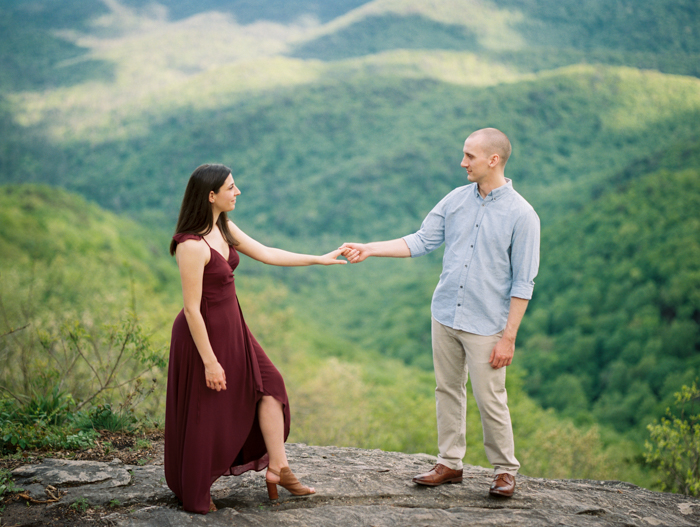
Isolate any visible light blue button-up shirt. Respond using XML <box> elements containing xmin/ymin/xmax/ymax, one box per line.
<box><xmin>403</xmin><ymin>179</ymin><xmax>540</xmax><ymax>336</ymax></box>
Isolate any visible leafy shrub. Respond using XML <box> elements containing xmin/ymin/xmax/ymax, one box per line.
<box><xmin>75</xmin><ymin>403</ymin><xmax>137</xmax><ymax>432</ymax></box>
<box><xmin>0</xmin><ymin>417</ymin><xmax>97</xmax><ymax>454</ymax></box>
<box><xmin>645</xmin><ymin>382</ymin><xmax>700</xmax><ymax>496</ymax></box>
<box><xmin>73</xmin><ymin>403</ymin><xmax>137</xmax><ymax>433</ymax></box>
<box><xmin>8</xmin><ymin>386</ymin><xmax>74</xmax><ymax>426</ymax></box>
<box><xmin>0</xmin><ymin>468</ymin><xmax>23</xmax><ymax>499</ymax></box>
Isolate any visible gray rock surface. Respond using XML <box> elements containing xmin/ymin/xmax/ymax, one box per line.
<box><xmin>12</xmin><ymin>443</ymin><xmax>700</xmax><ymax>526</ymax></box>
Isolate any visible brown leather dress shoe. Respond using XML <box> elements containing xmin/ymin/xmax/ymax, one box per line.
<box><xmin>412</xmin><ymin>464</ymin><xmax>463</xmax><ymax>486</ymax></box>
<box><xmin>489</xmin><ymin>473</ymin><xmax>515</xmax><ymax>497</ymax></box>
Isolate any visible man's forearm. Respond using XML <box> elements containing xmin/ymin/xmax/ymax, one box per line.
<box><xmin>503</xmin><ymin>297</ymin><xmax>529</xmax><ymax>342</ymax></box>
<box><xmin>341</xmin><ymin>239</ymin><xmax>411</xmax><ymax>263</ymax></box>
<box><xmin>365</xmin><ymin>239</ymin><xmax>411</xmax><ymax>258</ymax></box>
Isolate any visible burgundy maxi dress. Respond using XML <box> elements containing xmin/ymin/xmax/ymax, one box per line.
<box><xmin>164</xmin><ymin>234</ymin><xmax>290</xmax><ymax>514</ymax></box>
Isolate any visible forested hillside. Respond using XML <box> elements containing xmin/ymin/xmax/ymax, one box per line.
<box><xmin>521</xmin><ymin>156</ymin><xmax>700</xmax><ymax>435</ymax></box>
<box><xmin>1</xmin><ymin>0</ymin><xmax>699</xmax><ymax>490</ymax></box>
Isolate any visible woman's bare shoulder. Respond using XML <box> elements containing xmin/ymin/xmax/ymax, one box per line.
<box><xmin>176</xmin><ymin>237</ymin><xmax>209</xmax><ymax>257</ymax></box>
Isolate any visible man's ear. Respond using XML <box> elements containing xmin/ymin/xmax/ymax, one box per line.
<box><xmin>489</xmin><ymin>154</ymin><xmax>500</xmax><ymax>167</ymax></box>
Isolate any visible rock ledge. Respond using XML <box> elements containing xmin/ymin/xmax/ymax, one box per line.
<box><xmin>12</xmin><ymin>443</ymin><xmax>700</xmax><ymax>526</ymax></box>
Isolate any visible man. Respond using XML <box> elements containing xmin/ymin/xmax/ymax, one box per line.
<box><xmin>341</xmin><ymin>128</ymin><xmax>539</xmax><ymax>497</ymax></box>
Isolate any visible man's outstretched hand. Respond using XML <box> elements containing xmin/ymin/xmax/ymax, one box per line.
<box><xmin>340</xmin><ymin>243</ymin><xmax>371</xmax><ymax>264</ymax></box>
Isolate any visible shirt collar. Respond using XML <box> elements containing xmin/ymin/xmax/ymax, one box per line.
<box><xmin>474</xmin><ymin>178</ymin><xmax>513</xmax><ymax>201</ymax></box>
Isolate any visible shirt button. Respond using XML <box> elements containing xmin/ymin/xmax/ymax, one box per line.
<box><xmin>476</xmin><ymin>224</ymin><xmax>479</xmax><ymax>227</ymax></box>
<box><xmin>460</xmin><ymin>286</ymin><xmax>463</xmax><ymax>288</ymax></box>
<box><xmin>458</xmin><ymin>304</ymin><xmax>461</xmax><ymax>306</ymax></box>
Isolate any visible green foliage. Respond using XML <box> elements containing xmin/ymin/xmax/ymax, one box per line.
<box><xmin>0</xmin><ymin>417</ymin><xmax>97</xmax><ymax>454</ymax></box>
<box><xmin>520</xmin><ymin>166</ymin><xmax>700</xmax><ymax>433</ymax></box>
<box><xmin>4</xmin><ymin>386</ymin><xmax>74</xmax><ymax>427</ymax></box>
<box><xmin>645</xmin><ymin>383</ymin><xmax>700</xmax><ymax>496</ymax></box>
<box><xmin>496</xmin><ymin>0</ymin><xmax>700</xmax><ymax>55</ymax></box>
<box><xmin>73</xmin><ymin>403</ymin><xmax>137</xmax><ymax>434</ymax></box>
<box><xmin>0</xmin><ymin>186</ymin><xmax>174</xmax><ymax>419</ymax></box>
<box><xmin>70</xmin><ymin>496</ymin><xmax>90</xmax><ymax>513</ymax></box>
<box><xmin>1</xmin><ymin>307</ymin><xmax>166</xmax><ymax>419</ymax></box>
<box><xmin>135</xmin><ymin>438</ymin><xmax>151</xmax><ymax>450</ymax></box>
<box><xmin>0</xmin><ymin>467</ymin><xmax>23</xmax><ymax>500</ymax></box>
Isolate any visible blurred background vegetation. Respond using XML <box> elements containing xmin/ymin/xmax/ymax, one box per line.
<box><xmin>1</xmin><ymin>0</ymin><xmax>699</xmax><ymax>494</ymax></box>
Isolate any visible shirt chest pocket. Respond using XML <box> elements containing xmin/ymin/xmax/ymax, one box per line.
<box><xmin>477</xmin><ymin>214</ymin><xmax>514</xmax><ymax>265</ymax></box>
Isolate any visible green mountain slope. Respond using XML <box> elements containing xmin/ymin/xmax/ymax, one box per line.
<box><xmin>0</xmin><ymin>2</ymin><xmax>113</xmax><ymax>91</ymax></box>
<box><xmin>520</xmin><ymin>153</ymin><xmax>700</xmax><ymax>435</ymax></box>
<box><xmin>289</xmin><ymin>0</ymin><xmax>700</xmax><ymax>76</ymax></box>
<box><xmin>0</xmin><ymin>184</ymin><xmax>179</xmax><ymax>321</ymax></box>
<box><xmin>497</xmin><ymin>0</ymin><xmax>700</xmax><ymax>54</ymax></box>
<box><xmin>290</xmin><ymin>14</ymin><xmax>480</xmax><ymax>60</ymax></box>
<box><xmin>4</xmin><ymin>65</ymin><xmax>700</xmax><ymax>238</ymax></box>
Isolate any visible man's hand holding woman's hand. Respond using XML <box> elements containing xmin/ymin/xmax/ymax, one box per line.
<box><xmin>339</xmin><ymin>243</ymin><xmax>370</xmax><ymax>263</ymax></box>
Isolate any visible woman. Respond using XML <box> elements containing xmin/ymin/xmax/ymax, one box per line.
<box><xmin>164</xmin><ymin>164</ymin><xmax>345</xmax><ymax>514</ymax></box>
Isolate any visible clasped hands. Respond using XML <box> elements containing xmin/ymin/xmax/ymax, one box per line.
<box><xmin>321</xmin><ymin>243</ymin><xmax>369</xmax><ymax>265</ymax></box>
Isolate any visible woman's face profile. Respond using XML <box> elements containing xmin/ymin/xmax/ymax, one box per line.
<box><xmin>210</xmin><ymin>173</ymin><xmax>240</xmax><ymax>212</ymax></box>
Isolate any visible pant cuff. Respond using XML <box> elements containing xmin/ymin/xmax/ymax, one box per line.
<box><xmin>494</xmin><ymin>469</ymin><xmax>518</xmax><ymax>476</ymax></box>
<box><xmin>437</xmin><ymin>456</ymin><xmax>463</xmax><ymax>471</ymax></box>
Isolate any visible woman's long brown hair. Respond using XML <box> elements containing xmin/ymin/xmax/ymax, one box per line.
<box><xmin>169</xmin><ymin>164</ymin><xmax>239</xmax><ymax>255</ymax></box>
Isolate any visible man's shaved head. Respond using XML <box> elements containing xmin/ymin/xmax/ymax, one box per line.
<box><xmin>468</xmin><ymin>128</ymin><xmax>512</xmax><ymax>167</ymax></box>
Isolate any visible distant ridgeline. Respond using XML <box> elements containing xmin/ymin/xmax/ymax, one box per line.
<box><xmin>0</xmin><ymin>0</ymin><xmax>698</xmax><ymax>443</ymax></box>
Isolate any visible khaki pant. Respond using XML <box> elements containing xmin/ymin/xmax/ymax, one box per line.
<box><xmin>432</xmin><ymin>317</ymin><xmax>519</xmax><ymax>475</ymax></box>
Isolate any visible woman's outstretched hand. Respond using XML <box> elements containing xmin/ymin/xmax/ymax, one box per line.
<box><xmin>319</xmin><ymin>248</ymin><xmax>348</xmax><ymax>265</ymax></box>
<box><xmin>205</xmin><ymin>362</ymin><xmax>227</xmax><ymax>391</ymax></box>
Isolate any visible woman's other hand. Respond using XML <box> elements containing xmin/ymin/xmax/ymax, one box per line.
<box><xmin>205</xmin><ymin>362</ymin><xmax>227</xmax><ymax>391</ymax></box>
<box><xmin>319</xmin><ymin>248</ymin><xmax>347</xmax><ymax>265</ymax></box>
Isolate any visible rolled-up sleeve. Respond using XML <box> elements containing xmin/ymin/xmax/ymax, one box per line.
<box><xmin>402</xmin><ymin>195</ymin><xmax>449</xmax><ymax>257</ymax></box>
<box><xmin>509</xmin><ymin>208</ymin><xmax>540</xmax><ymax>299</ymax></box>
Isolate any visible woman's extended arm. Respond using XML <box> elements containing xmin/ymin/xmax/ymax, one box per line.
<box><xmin>229</xmin><ymin>221</ymin><xmax>346</xmax><ymax>266</ymax></box>
<box><xmin>176</xmin><ymin>239</ymin><xmax>227</xmax><ymax>391</ymax></box>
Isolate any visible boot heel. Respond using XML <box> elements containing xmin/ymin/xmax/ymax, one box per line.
<box><xmin>266</xmin><ymin>481</ymin><xmax>278</xmax><ymax>500</ymax></box>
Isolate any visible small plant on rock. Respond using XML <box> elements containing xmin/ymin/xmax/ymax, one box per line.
<box><xmin>69</xmin><ymin>497</ymin><xmax>89</xmax><ymax>513</ymax></box>
<box><xmin>135</xmin><ymin>438</ymin><xmax>151</xmax><ymax>450</ymax></box>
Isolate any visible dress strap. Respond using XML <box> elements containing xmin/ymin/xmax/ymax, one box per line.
<box><xmin>201</xmin><ymin>236</ymin><xmax>211</xmax><ymax>248</ymax></box>
<box><xmin>172</xmin><ymin>232</ymin><xmax>204</xmax><ymax>245</ymax></box>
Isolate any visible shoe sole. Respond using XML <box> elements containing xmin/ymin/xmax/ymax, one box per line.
<box><xmin>489</xmin><ymin>489</ymin><xmax>514</xmax><ymax>497</ymax></box>
<box><xmin>412</xmin><ymin>477</ymin><xmax>463</xmax><ymax>486</ymax></box>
